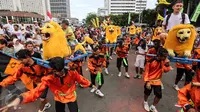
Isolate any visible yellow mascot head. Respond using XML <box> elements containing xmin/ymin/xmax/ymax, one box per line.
<box><xmin>129</xmin><ymin>25</ymin><xmax>136</xmax><ymax>35</ymax></box>
<box><xmin>136</xmin><ymin>26</ymin><xmax>142</xmax><ymax>34</ymax></box>
<box><xmin>164</xmin><ymin>24</ymin><xmax>196</xmax><ymax>57</ymax></box>
<box><xmin>41</xmin><ymin>21</ymin><xmax>71</xmax><ymax>60</ymax></box>
<box><xmin>106</xmin><ymin>25</ymin><xmax>118</xmax><ymax>43</ymax></box>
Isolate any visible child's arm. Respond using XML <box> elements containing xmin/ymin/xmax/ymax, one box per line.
<box><xmin>74</xmin><ymin>71</ymin><xmax>91</xmax><ymax>88</ymax></box>
<box><xmin>20</xmin><ymin>77</ymin><xmax>49</xmax><ymax>104</ymax></box>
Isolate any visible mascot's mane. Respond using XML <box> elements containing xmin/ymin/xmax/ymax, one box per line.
<box><xmin>167</xmin><ymin>24</ymin><xmax>196</xmax><ymax>46</ymax></box>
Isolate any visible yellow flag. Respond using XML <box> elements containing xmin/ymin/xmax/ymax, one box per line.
<box><xmin>158</xmin><ymin>0</ymin><xmax>170</xmax><ymax>5</ymax></box>
<box><xmin>91</xmin><ymin>19</ymin><xmax>97</xmax><ymax>28</ymax></box>
<box><xmin>96</xmin><ymin>17</ymin><xmax>99</xmax><ymax>28</ymax></box>
<box><xmin>157</xmin><ymin>13</ymin><xmax>164</xmax><ymax>21</ymax></box>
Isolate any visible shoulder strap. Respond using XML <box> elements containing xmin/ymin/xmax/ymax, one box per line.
<box><xmin>166</xmin><ymin>13</ymin><xmax>172</xmax><ymax>27</ymax></box>
<box><xmin>181</xmin><ymin>13</ymin><xmax>185</xmax><ymax>24</ymax></box>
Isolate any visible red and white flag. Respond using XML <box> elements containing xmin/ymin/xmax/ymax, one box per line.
<box><xmin>46</xmin><ymin>11</ymin><xmax>52</xmax><ymax>21</ymax></box>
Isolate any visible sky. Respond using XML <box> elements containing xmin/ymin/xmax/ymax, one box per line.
<box><xmin>70</xmin><ymin>0</ymin><xmax>157</xmax><ymax>21</ymax></box>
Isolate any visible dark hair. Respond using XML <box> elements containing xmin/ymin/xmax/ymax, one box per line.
<box><xmin>157</xmin><ymin>48</ymin><xmax>168</xmax><ymax>57</ymax></box>
<box><xmin>62</xmin><ymin>20</ymin><xmax>69</xmax><ymax>25</ymax></box>
<box><xmin>14</xmin><ymin>24</ymin><xmax>19</xmax><ymax>28</ymax></box>
<box><xmin>136</xmin><ymin>39</ymin><xmax>146</xmax><ymax>50</ymax></box>
<box><xmin>15</xmin><ymin>49</ymin><xmax>32</xmax><ymax>59</ymax></box>
<box><xmin>49</xmin><ymin>57</ymin><xmax>65</xmax><ymax>72</ymax></box>
<box><xmin>25</xmin><ymin>41</ymin><xmax>34</xmax><ymax>46</ymax></box>
<box><xmin>11</xmin><ymin>34</ymin><xmax>18</xmax><ymax>39</ymax></box>
<box><xmin>0</xmin><ymin>39</ymin><xmax>7</xmax><ymax>46</ymax></box>
<box><xmin>25</xmin><ymin>33</ymin><xmax>32</xmax><ymax>40</ymax></box>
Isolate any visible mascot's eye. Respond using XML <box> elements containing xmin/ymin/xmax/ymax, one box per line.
<box><xmin>187</xmin><ymin>31</ymin><xmax>191</xmax><ymax>33</ymax></box>
<box><xmin>179</xmin><ymin>32</ymin><xmax>184</xmax><ymax>34</ymax></box>
<box><xmin>47</xmin><ymin>26</ymin><xmax>50</xmax><ymax>28</ymax></box>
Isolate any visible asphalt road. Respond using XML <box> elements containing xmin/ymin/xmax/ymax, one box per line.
<box><xmin>0</xmin><ymin>50</ymin><xmax>185</xmax><ymax>112</ymax></box>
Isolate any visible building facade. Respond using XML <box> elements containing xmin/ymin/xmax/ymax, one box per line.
<box><xmin>0</xmin><ymin>0</ymin><xmax>50</xmax><ymax>18</ymax></box>
<box><xmin>97</xmin><ymin>8</ymin><xmax>108</xmax><ymax>16</ymax></box>
<box><xmin>49</xmin><ymin>0</ymin><xmax>71</xmax><ymax>18</ymax></box>
<box><xmin>106</xmin><ymin>0</ymin><xmax>147</xmax><ymax>15</ymax></box>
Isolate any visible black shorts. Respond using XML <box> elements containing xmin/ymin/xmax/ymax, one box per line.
<box><xmin>117</xmin><ymin>57</ymin><xmax>128</xmax><ymax>68</ymax></box>
<box><xmin>39</xmin><ymin>87</ymin><xmax>49</xmax><ymax>99</ymax></box>
<box><xmin>144</xmin><ymin>83</ymin><xmax>162</xmax><ymax>99</ymax></box>
<box><xmin>177</xmin><ymin>68</ymin><xmax>193</xmax><ymax>83</ymax></box>
<box><xmin>90</xmin><ymin>73</ymin><xmax>104</xmax><ymax>86</ymax></box>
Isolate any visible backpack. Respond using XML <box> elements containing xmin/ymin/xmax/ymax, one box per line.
<box><xmin>165</xmin><ymin>13</ymin><xmax>186</xmax><ymax>30</ymax></box>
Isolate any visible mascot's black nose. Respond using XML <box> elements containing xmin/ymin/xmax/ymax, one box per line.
<box><xmin>184</xmin><ymin>37</ymin><xmax>188</xmax><ymax>40</ymax></box>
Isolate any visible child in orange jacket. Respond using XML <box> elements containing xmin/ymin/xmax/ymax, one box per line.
<box><xmin>88</xmin><ymin>45</ymin><xmax>106</xmax><ymax>97</ymax></box>
<box><xmin>98</xmin><ymin>39</ymin><xmax>110</xmax><ymax>75</ymax></box>
<box><xmin>143</xmin><ymin>48</ymin><xmax>172</xmax><ymax>112</ymax></box>
<box><xmin>0</xmin><ymin>57</ymin><xmax>95</xmax><ymax>112</ymax></box>
<box><xmin>116</xmin><ymin>38</ymin><xmax>130</xmax><ymax>78</ymax></box>
<box><xmin>0</xmin><ymin>49</ymin><xmax>51</xmax><ymax>112</ymax></box>
<box><xmin>177</xmin><ymin>63</ymin><xmax>200</xmax><ymax>112</ymax></box>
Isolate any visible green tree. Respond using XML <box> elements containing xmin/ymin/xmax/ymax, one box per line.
<box><xmin>141</xmin><ymin>9</ymin><xmax>157</xmax><ymax>26</ymax></box>
<box><xmin>85</xmin><ymin>13</ymin><xmax>97</xmax><ymax>26</ymax></box>
<box><xmin>110</xmin><ymin>13</ymin><xmax>139</xmax><ymax>26</ymax></box>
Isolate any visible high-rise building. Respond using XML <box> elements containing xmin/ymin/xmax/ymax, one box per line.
<box><xmin>49</xmin><ymin>0</ymin><xmax>71</xmax><ymax>18</ymax></box>
<box><xmin>107</xmin><ymin>0</ymin><xmax>147</xmax><ymax>15</ymax></box>
<box><xmin>0</xmin><ymin>0</ymin><xmax>50</xmax><ymax>16</ymax></box>
<box><xmin>97</xmin><ymin>8</ymin><xmax>108</xmax><ymax>16</ymax></box>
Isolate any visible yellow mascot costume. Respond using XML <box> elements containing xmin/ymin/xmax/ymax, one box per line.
<box><xmin>129</xmin><ymin>25</ymin><xmax>136</xmax><ymax>35</ymax></box>
<box><xmin>41</xmin><ymin>21</ymin><xmax>70</xmax><ymax>60</ymax></box>
<box><xmin>41</xmin><ymin>21</ymin><xmax>93</xmax><ymax>60</ymax></box>
<box><xmin>152</xmin><ymin>27</ymin><xmax>163</xmax><ymax>40</ymax></box>
<box><xmin>106</xmin><ymin>25</ymin><xmax>118</xmax><ymax>43</ymax></box>
<box><xmin>164</xmin><ymin>24</ymin><xmax>196</xmax><ymax>57</ymax></box>
<box><xmin>136</xmin><ymin>26</ymin><xmax>142</xmax><ymax>34</ymax></box>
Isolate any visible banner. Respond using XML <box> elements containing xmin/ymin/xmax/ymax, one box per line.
<box><xmin>191</xmin><ymin>2</ymin><xmax>200</xmax><ymax>22</ymax></box>
<box><xmin>128</xmin><ymin>13</ymin><xmax>131</xmax><ymax>25</ymax></box>
<box><xmin>158</xmin><ymin>0</ymin><xmax>170</xmax><ymax>5</ymax></box>
<box><xmin>157</xmin><ymin>13</ymin><xmax>164</xmax><ymax>21</ymax></box>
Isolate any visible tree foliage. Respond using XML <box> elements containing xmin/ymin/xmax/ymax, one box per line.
<box><xmin>141</xmin><ymin>9</ymin><xmax>157</xmax><ymax>26</ymax></box>
<box><xmin>85</xmin><ymin>13</ymin><xmax>97</xmax><ymax>25</ymax></box>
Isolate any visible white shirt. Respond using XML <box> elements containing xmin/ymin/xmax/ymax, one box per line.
<box><xmin>163</xmin><ymin>13</ymin><xmax>190</xmax><ymax>31</ymax></box>
<box><xmin>12</xmin><ymin>30</ymin><xmax>23</xmax><ymax>40</ymax></box>
<box><xmin>136</xmin><ymin>46</ymin><xmax>148</xmax><ymax>59</ymax></box>
<box><xmin>3</xmin><ymin>24</ymin><xmax>13</xmax><ymax>33</ymax></box>
<box><xmin>137</xmin><ymin>46</ymin><xmax>148</xmax><ymax>54</ymax></box>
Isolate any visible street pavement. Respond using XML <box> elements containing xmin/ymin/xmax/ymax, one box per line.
<box><xmin>0</xmin><ymin>50</ymin><xmax>185</xmax><ymax>112</ymax></box>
